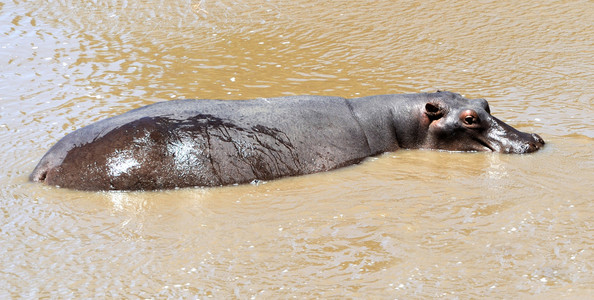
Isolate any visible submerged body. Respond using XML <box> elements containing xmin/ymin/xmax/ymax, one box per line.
<box><xmin>30</xmin><ymin>91</ymin><xmax>544</xmax><ymax>191</ymax></box>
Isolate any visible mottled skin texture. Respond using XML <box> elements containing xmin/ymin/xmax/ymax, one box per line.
<box><xmin>30</xmin><ymin>91</ymin><xmax>544</xmax><ymax>191</ymax></box>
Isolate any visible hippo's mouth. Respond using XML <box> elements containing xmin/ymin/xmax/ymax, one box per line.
<box><xmin>475</xmin><ymin>137</ymin><xmax>496</xmax><ymax>152</ymax></box>
<box><xmin>474</xmin><ymin>133</ymin><xmax>545</xmax><ymax>154</ymax></box>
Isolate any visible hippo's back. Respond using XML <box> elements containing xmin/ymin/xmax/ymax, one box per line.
<box><xmin>31</xmin><ymin>96</ymin><xmax>372</xmax><ymax>190</ymax></box>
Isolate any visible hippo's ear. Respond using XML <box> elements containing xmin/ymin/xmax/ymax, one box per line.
<box><xmin>425</xmin><ymin>102</ymin><xmax>444</xmax><ymax>120</ymax></box>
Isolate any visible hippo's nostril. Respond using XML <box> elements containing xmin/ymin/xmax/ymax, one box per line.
<box><xmin>531</xmin><ymin>133</ymin><xmax>545</xmax><ymax>146</ymax></box>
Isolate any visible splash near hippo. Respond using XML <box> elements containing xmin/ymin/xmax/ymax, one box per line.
<box><xmin>30</xmin><ymin>91</ymin><xmax>544</xmax><ymax>191</ymax></box>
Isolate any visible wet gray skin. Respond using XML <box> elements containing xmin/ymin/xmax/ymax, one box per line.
<box><xmin>30</xmin><ymin>91</ymin><xmax>544</xmax><ymax>191</ymax></box>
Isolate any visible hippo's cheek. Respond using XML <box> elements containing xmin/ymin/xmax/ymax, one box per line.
<box><xmin>424</xmin><ymin>124</ymin><xmax>496</xmax><ymax>152</ymax></box>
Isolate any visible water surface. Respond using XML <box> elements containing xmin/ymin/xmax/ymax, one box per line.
<box><xmin>1</xmin><ymin>0</ymin><xmax>593</xmax><ymax>298</ymax></box>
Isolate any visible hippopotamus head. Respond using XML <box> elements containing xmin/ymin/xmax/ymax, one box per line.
<box><xmin>418</xmin><ymin>92</ymin><xmax>544</xmax><ymax>153</ymax></box>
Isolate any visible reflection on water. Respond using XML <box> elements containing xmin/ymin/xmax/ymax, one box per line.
<box><xmin>484</xmin><ymin>154</ymin><xmax>508</xmax><ymax>180</ymax></box>
<box><xmin>105</xmin><ymin>192</ymin><xmax>151</xmax><ymax>237</ymax></box>
<box><xmin>101</xmin><ymin>188</ymin><xmax>213</xmax><ymax>240</ymax></box>
<box><xmin>1</xmin><ymin>0</ymin><xmax>593</xmax><ymax>298</ymax></box>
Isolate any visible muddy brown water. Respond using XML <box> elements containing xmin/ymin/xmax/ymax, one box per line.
<box><xmin>1</xmin><ymin>0</ymin><xmax>593</xmax><ymax>298</ymax></box>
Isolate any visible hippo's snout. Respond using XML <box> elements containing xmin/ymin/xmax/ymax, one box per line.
<box><xmin>514</xmin><ymin>132</ymin><xmax>545</xmax><ymax>154</ymax></box>
<box><xmin>478</xmin><ymin>115</ymin><xmax>546</xmax><ymax>154</ymax></box>
<box><xmin>503</xmin><ymin>131</ymin><xmax>545</xmax><ymax>154</ymax></box>
<box><xmin>529</xmin><ymin>133</ymin><xmax>545</xmax><ymax>152</ymax></box>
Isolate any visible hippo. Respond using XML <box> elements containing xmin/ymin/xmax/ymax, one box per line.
<box><xmin>30</xmin><ymin>91</ymin><xmax>544</xmax><ymax>191</ymax></box>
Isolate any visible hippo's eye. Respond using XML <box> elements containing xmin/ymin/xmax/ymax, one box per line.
<box><xmin>465</xmin><ymin>115</ymin><xmax>476</xmax><ymax>124</ymax></box>
<box><xmin>460</xmin><ymin>110</ymin><xmax>480</xmax><ymax>127</ymax></box>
